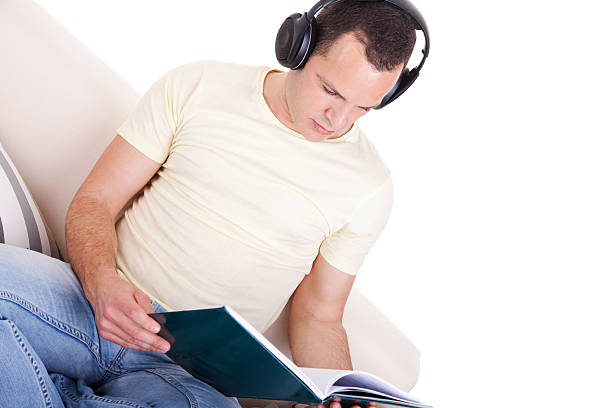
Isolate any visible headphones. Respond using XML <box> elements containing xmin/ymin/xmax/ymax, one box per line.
<box><xmin>275</xmin><ymin>0</ymin><xmax>430</xmax><ymax>108</ymax></box>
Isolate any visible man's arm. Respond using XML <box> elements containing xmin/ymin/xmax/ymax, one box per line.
<box><xmin>66</xmin><ymin>134</ymin><xmax>170</xmax><ymax>352</ymax></box>
<box><xmin>288</xmin><ymin>252</ymin><xmax>355</xmax><ymax>370</ymax></box>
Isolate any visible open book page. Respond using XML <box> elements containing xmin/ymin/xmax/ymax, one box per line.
<box><xmin>331</xmin><ymin>371</ymin><xmax>413</xmax><ymax>400</ymax></box>
<box><xmin>300</xmin><ymin>368</ymin><xmax>430</xmax><ymax>407</ymax></box>
<box><xmin>299</xmin><ymin>368</ymin><xmax>355</xmax><ymax>396</ymax></box>
<box><xmin>225</xmin><ymin>306</ymin><xmax>324</xmax><ymax>399</ymax></box>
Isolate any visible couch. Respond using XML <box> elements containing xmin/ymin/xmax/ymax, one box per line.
<box><xmin>0</xmin><ymin>0</ymin><xmax>420</xmax><ymax>406</ymax></box>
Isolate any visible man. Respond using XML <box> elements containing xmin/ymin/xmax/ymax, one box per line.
<box><xmin>0</xmin><ymin>0</ymin><xmax>423</xmax><ymax>407</ymax></box>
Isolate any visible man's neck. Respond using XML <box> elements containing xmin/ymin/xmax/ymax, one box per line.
<box><xmin>262</xmin><ymin>70</ymin><xmax>299</xmax><ymax>134</ymax></box>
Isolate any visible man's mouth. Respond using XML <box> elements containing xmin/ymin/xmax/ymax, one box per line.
<box><xmin>312</xmin><ymin>119</ymin><xmax>333</xmax><ymax>136</ymax></box>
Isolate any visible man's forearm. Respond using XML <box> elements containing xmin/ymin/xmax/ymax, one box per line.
<box><xmin>65</xmin><ymin>193</ymin><xmax>119</xmax><ymax>299</ymax></box>
<box><xmin>289</xmin><ymin>317</ymin><xmax>353</xmax><ymax>370</ymax></box>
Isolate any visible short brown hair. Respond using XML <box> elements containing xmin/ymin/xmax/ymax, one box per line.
<box><xmin>312</xmin><ymin>0</ymin><xmax>417</xmax><ymax>71</ymax></box>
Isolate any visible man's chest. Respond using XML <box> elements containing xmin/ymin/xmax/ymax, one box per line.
<box><xmin>156</xmin><ymin>117</ymin><xmax>367</xmax><ymax>251</ymax></box>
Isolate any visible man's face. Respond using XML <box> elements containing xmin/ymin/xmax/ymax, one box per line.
<box><xmin>285</xmin><ymin>32</ymin><xmax>404</xmax><ymax>142</ymax></box>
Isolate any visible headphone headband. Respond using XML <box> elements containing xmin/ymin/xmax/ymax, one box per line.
<box><xmin>275</xmin><ymin>0</ymin><xmax>430</xmax><ymax>108</ymax></box>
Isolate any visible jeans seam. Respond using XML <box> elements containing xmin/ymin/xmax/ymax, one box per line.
<box><xmin>6</xmin><ymin>320</ymin><xmax>54</xmax><ymax>408</ymax></box>
<box><xmin>146</xmin><ymin>368</ymin><xmax>199</xmax><ymax>408</ymax></box>
<box><xmin>0</xmin><ymin>290</ymin><xmax>113</xmax><ymax>374</ymax></box>
<box><xmin>57</xmin><ymin>375</ymin><xmax>151</xmax><ymax>408</ymax></box>
<box><xmin>102</xmin><ymin>346</ymin><xmax>129</xmax><ymax>382</ymax></box>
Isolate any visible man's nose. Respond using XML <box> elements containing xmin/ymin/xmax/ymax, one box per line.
<box><xmin>325</xmin><ymin>101</ymin><xmax>352</xmax><ymax>130</ymax></box>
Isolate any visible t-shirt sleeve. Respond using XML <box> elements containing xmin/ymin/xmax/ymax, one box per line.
<box><xmin>319</xmin><ymin>175</ymin><xmax>394</xmax><ymax>275</ymax></box>
<box><xmin>116</xmin><ymin>62</ymin><xmax>203</xmax><ymax>163</ymax></box>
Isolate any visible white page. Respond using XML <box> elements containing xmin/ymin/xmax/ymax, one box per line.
<box><xmin>331</xmin><ymin>371</ymin><xmax>413</xmax><ymax>400</ymax></box>
<box><xmin>301</xmin><ymin>368</ymin><xmax>430</xmax><ymax>407</ymax></box>
<box><xmin>299</xmin><ymin>368</ymin><xmax>355</xmax><ymax>395</ymax></box>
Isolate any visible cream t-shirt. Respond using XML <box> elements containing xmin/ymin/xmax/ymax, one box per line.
<box><xmin>115</xmin><ymin>60</ymin><xmax>393</xmax><ymax>332</ymax></box>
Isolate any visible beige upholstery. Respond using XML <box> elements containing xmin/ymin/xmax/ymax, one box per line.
<box><xmin>0</xmin><ymin>0</ymin><xmax>420</xmax><ymax>400</ymax></box>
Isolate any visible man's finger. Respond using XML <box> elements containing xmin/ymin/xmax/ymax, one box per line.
<box><xmin>133</xmin><ymin>290</ymin><xmax>155</xmax><ymax>314</ymax></box>
<box><xmin>125</xmin><ymin>298</ymin><xmax>161</xmax><ymax>333</ymax></box>
<box><xmin>99</xmin><ymin>318</ymin><xmax>157</xmax><ymax>351</ymax></box>
<box><xmin>100</xmin><ymin>330</ymin><xmax>148</xmax><ymax>351</ymax></box>
<box><xmin>110</xmin><ymin>308</ymin><xmax>170</xmax><ymax>352</ymax></box>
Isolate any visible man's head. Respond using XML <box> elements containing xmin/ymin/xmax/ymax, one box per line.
<box><xmin>311</xmin><ymin>0</ymin><xmax>417</xmax><ymax>72</ymax></box>
<box><xmin>281</xmin><ymin>0</ymin><xmax>417</xmax><ymax>141</ymax></box>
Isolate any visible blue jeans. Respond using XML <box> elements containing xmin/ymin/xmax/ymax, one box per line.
<box><xmin>0</xmin><ymin>243</ymin><xmax>242</xmax><ymax>408</ymax></box>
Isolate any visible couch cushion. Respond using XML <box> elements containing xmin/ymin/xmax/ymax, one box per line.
<box><xmin>0</xmin><ymin>0</ymin><xmax>141</xmax><ymax>259</ymax></box>
<box><xmin>0</xmin><ymin>141</ymin><xmax>59</xmax><ymax>258</ymax></box>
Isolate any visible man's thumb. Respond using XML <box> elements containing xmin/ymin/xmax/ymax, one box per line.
<box><xmin>134</xmin><ymin>290</ymin><xmax>154</xmax><ymax>314</ymax></box>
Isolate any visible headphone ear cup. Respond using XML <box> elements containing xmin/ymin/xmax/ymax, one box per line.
<box><xmin>377</xmin><ymin>69</ymin><xmax>419</xmax><ymax>108</ymax></box>
<box><xmin>292</xmin><ymin>18</ymin><xmax>318</xmax><ymax>70</ymax></box>
<box><xmin>275</xmin><ymin>13</ymin><xmax>317</xmax><ymax>69</ymax></box>
<box><xmin>275</xmin><ymin>13</ymin><xmax>302</xmax><ymax>67</ymax></box>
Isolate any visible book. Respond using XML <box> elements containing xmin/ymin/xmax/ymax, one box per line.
<box><xmin>149</xmin><ymin>305</ymin><xmax>431</xmax><ymax>408</ymax></box>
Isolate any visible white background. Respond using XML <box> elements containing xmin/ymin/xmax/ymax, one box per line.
<box><xmin>33</xmin><ymin>1</ymin><xmax>612</xmax><ymax>407</ymax></box>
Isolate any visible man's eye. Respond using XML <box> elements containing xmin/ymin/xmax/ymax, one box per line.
<box><xmin>323</xmin><ymin>86</ymin><xmax>337</xmax><ymax>96</ymax></box>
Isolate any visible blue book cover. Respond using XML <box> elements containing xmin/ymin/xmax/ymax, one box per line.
<box><xmin>150</xmin><ymin>305</ymin><xmax>431</xmax><ymax>408</ymax></box>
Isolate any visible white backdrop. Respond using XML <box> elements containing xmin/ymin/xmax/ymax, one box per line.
<box><xmin>33</xmin><ymin>1</ymin><xmax>612</xmax><ymax>407</ymax></box>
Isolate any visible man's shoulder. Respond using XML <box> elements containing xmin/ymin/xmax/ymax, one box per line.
<box><xmin>162</xmin><ymin>59</ymin><xmax>266</xmax><ymax>85</ymax></box>
<box><xmin>173</xmin><ymin>59</ymin><xmax>265</xmax><ymax>80</ymax></box>
<box><xmin>171</xmin><ymin>59</ymin><xmax>268</xmax><ymax>98</ymax></box>
<box><xmin>352</xmin><ymin>125</ymin><xmax>392</xmax><ymax>180</ymax></box>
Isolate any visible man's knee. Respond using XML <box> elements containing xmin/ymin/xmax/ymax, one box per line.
<box><xmin>0</xmin><ymin>244</ymin><xmax>78</xmax><ymax>300</ymax></box>
<box><xmin>0</xmin><ymin>244</ymin><xmax>67</xmax><ymax>286</ymax></box>
<box><xmin>0</xmin><ymin>244</ymin><xmax>92</xmax><ymax>340</ymax></box>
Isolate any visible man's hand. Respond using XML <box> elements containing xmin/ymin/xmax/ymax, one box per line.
<box><xmin>316</xmin><ymin>398</ymin><xmax>377</xmax><ymax>408</ymax></box>
<box><xmin>86</xmin><ymin>274</ymin><xmax>171</xmax><ymax>353</ymax></box>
